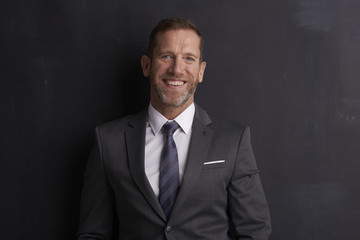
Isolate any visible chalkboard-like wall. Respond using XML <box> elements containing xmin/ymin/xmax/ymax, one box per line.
<box><xmin>1</xmin><ymin>1</ymin><xmax>359</xmax><ymax>239</ymax></box>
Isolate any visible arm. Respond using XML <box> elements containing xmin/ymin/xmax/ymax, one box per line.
<box><xmin>77</xmin><ymin>127</ymin><xmax>115</xmax><ymax>240</ymax></box>
<box><xmin>228</xmin><ymin>126</ymin><xmax>271</xmax><ymax>240</ymax></box>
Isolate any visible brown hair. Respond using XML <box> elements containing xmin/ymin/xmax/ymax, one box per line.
<box><xmin>147</xmin><ymin>17</ymin><xmax>204</xmax><ymax>62</ymax></box>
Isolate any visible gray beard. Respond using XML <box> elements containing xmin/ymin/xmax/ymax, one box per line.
<box><xmin>155</xmin><ymin>84</ymin><xmax>197</xmax><ymax>108</ymax></box>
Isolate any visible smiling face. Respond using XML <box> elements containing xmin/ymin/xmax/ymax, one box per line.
<box><xmin>141</xmin><ymin>29</ymin><xmax>206</xmax><ymax>119</ymax></box>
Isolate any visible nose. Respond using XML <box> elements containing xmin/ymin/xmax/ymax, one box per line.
<box><xmin>168</xmin><ymin>57</ymin><xmax>183</xmax><ymax>75</ymax></box>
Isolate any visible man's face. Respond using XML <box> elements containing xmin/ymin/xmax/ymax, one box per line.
<box><xmin>141</xmin><ymin>29</ymin><xmax>206</xmax><ymax>112</ymax></box>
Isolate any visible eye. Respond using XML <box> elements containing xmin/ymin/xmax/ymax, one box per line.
<box><xmin>184</xmin><ymin>56</ymin><xmax>196</xmax><ymax>63</ymax></box>
<box><xmin>161</xmin><ymin>55</ymin><xmax>172</xmax><ymax>60</ymax></box>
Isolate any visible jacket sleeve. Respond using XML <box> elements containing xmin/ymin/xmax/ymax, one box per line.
<box><xmin>77</xmin><ymin>127</ymin><xmax>116</xmax><ymax>240</ymax></box>
<box><xmin>227</xmin><ymin>126</ymin><xmax>272</xmax><ymax>240</ymax></box>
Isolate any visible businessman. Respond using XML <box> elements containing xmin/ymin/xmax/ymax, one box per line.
<box><xmin>77</xmin><ymin>17</ymin><xmax>271</xmax><ymax>240</ymax></box>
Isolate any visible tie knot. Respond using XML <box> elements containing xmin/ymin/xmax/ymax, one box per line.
<box><xmin>163</xmin><ymin>121</ymin><xmax>179</xmax><ymax>136</ymax></box>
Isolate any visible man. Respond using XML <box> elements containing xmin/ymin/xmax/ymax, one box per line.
<box><xmin>77</xmin><ymin>17</ymin><xmax>271</xmax><ymax>240</ymax></box>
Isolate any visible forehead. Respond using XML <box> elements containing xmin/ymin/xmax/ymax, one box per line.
<box><xmin>154</xmin><ymin>29</ymin><xmax>201</xmax><ymax>53</ymax></box>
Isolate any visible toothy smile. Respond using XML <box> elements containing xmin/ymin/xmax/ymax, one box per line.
<box><xmin>165</xmin><ymin>80</ymin><xmax>185</xmax><ymax>86</ymax></box>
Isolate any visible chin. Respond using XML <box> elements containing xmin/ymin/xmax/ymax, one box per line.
<box><xmin>160</xmin><ymin>93</ymin><xmax>192</xmax><ymax>108</ymax></box>
<box><xmin>164</xmin><ymin>98</ymin><xmax>191</xmax><ymax>108</ymax></box>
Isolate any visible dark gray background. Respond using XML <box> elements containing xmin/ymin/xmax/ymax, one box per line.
<box><xmin>1</xmin><ymin>0</ymin><xmax>359</xmax><ymax>239</ymax></box>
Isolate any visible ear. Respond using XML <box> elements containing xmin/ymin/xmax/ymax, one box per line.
<box><xmin>141</xmin><ymin>55</ymin><xmax>151</xmax><ymax>77</ymax></box>
<box><xmin>198</xmin><ymin>61</ymin><xmax>206</xmax><ymax>83</ymax></box>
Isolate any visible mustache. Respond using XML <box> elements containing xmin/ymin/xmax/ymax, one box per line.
<box><xmin>161</xmin><ymin>72</ymin><xmax>186</xmax><ymax>79</ymax></box>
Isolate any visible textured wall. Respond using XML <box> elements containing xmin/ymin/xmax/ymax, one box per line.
<box><xmin>1</xmin><ymin>1</ymin><xmax>359</xmax><ymax>239</ymax></box>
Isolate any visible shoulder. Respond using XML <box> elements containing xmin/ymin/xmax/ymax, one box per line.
<box><xmin>195</xmin><ymin>104</ymin><xmax>248</xmax><ymax>134</ymax></box>
<box><xmin>95</xmin><ymin>109</ymin><xmax>147</xmax><ymax>136</ymax></box>
<box><xmin>209</xmin><ymin>112</ymin><xmax>247</xmax><ymax>130</ymax></box>
<box><xmin>208</xmin><ymin>112</ymin><xmax>251</xmax><ymax>143</ymax></box>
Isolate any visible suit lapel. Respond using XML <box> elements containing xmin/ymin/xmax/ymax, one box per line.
<box><xmin>170</xmin><ymin>105</ymin><xmax>213</xmax><ymax>219</ymax></box>
<box><xmin>125</xmin><ymin>110</ymin><xmax>166</xmax><ymax>221</ymax></box>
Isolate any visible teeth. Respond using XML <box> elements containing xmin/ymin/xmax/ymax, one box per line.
<box><xmin>166</xmin><ymin>80</ymin><xmax>184</xmax><ymax>86</ymax></box>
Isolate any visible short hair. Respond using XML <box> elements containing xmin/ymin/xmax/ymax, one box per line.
<box><xmin>147</xmin><ymin>17</ymin><xmax>204</xmax><ymax>62</ymax></box>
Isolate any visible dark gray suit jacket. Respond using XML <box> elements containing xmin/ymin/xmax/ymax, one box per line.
<box><xmin>77</xmin><ymin>104</ymin><xmax>271</xmax><ymax>240</ymax></box>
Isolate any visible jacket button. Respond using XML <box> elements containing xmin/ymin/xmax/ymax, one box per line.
<box><xmin>166</xmin><ymin>226</ymin><xmax>172</xmax><ymax>232</ymax></box>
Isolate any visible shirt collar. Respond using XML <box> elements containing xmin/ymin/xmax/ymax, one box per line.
<box><xmin>147</xmin><ymin>103</ymin><xmax>195</xmax><ymax>135</ymax></box>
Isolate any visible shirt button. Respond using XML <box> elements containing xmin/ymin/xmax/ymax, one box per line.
<box><xmin>166</xmin><ymin>226</ymin><xmax>172</xmax><ymax>232</ymax></box>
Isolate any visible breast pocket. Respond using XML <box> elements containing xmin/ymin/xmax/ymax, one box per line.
<box><xmin>202</xmin><ymin>160</ymin><xmax>226</xmax><ymax>170</ymax></box>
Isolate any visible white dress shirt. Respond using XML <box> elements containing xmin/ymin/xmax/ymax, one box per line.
<box><xmin>145</xmin><ymin>103</ymin><xmax>195</xmax><ymax>197</ymax></box>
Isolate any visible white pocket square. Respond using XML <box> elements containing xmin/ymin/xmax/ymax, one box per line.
<box><xmin>203</xmin><ymin>160</ymin><xmax>225</xmax><ymax>165</ymax></box>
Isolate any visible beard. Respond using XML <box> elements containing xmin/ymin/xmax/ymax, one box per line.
<box><xmin>151</xmin><ymin>75</ymin><xmax>199</xmax><ymax>108</ymax></box>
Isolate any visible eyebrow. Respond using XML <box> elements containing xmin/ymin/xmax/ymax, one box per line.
<box><xmin>158</xmin><ymin>51</ymin><xmax>199</xmax><ymax>59</ymax></box>
<box><xmin>183</xmin><ymin>52</ymin><xmax>199</xmax><ymax>59</ymax></box>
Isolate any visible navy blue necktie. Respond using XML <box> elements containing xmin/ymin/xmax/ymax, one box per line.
<box><xmin>159</xmin><ymin>121</ymin><xmax>180</xmax><ymax>218</ymax></box>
